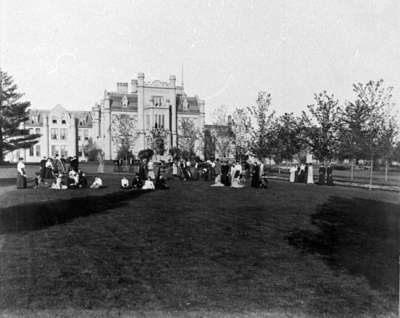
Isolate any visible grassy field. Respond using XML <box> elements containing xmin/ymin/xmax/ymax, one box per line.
<box><xmin>0</xmin><ymin>175</ymin><xmax>398</xmax><ymax>317</ymax></box>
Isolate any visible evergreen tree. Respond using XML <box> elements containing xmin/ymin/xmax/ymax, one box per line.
<box><xmin>0</xmin><ymin>69</ymin><xmax>39</xmax><ymax>163</ymax></box>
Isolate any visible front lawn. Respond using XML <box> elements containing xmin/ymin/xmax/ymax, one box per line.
<box><xmin>0</xmin><ymin>177</ymin><xmax>398</xmax><ymax>317</ymax></box>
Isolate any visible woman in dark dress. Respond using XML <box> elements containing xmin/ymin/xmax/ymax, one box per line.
<box><xmin>220</xmin><ymin>162</ymin><xmax>230</xmax><ymax>186</ymax></box>
<box><xmin>251</xmin><ymin>163</ymin><xmax>260</xmax><ymax>188</ymax></box>
<box><xmin>40</xmin><ymin>156</ymin><xmax>47</xmax><ymax>179</ymax></box>
<box><xmin>294</xmin><ymin>166</ymin><xmax>299</xmax><ymax>183</ymax></box>
<box><xmin>318</xmin><ymin>165</ymin><xmax>326</xmax><ymax>185</ymax></box>
<box><xmin>327</xmin><ymin>165</ymin><xmax>334</xmax><ymax>186</ymax></box>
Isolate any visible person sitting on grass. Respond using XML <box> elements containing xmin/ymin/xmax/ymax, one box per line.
<box><xmin>210</xmin><ymin>174</ymin><xmax>224</xmax><ymax>187</ymax></box>
<box><xmin>259</xmin><ymin>174</ymin><xmax>269</xmax><ymax>188</ymax></box>
<box><xmin>90</xmin><ymin>177</ymin><xmax>103</xmax><ymax>189</ymax></box>
<box><xmin>142</xmin><ymin>177</ymin><xmax>155</xmax><ymax>190</ymax></box>
<box><xmin>78</xmin><ymin>170</ymin><xmax>88</xmax><ymax>189</ymax></box>
<box><xmin>51</xmin><ymin>173</ymin><xmax>68</xmax><ymax>190</ymax></box>
<box><xmin>131</xmin><ymin>173</ymin><xmax>143</xmax><ymax>189</ymax></box>
<box><xmin>155</xmin><ymin>175</ymin><xmax>169</xmax><ymax>190</ymax></box>
<box><xmin>68</xmin><ymin>169</ymin><xmax>79</xmax><ymax>188</ymax></box>
<box><xmin>121</xmin><ymin>177</ymin><xmax>130</xmax><ymax>189</ymax></box>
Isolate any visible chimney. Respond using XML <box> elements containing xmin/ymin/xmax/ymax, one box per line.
<box><xmin>169</xmin><ymin>75</ymin><xmax>176</xmax><ymax>88</ymax></box>
<box><xmin>131</xmin><ymin>79</ymin><xmax>138</xmax><ymax>93</ymax></box>
<box><xmin>117</xmin><ymin>82</ymin><xmax>128</xmax><ymax>94</ymax></box>
<box><xmin>138</xmin><ymin>73</ymin><xmax>145</xmax><ymax>86</ymax></box>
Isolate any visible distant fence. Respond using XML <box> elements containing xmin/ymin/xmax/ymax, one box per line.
<box><xmin>267</xmin><ymin>165</ymin><xmax>400</xmax><ymax>187</ymax></box>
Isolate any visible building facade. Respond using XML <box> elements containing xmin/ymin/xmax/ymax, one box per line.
<box><xmin>5</xmin><ymin>73</ymin><xmax>205</xmax><ymax>162</ymax></box>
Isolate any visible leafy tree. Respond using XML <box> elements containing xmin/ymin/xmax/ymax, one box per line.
<box><xmin>248</xmin><ymin>91</ymin><xmax>275</xmax><ymax>160</ymax></box>
<box><xmin>269</xmin><ymin>113</ymin><xmax>303</xmax><ymax>164</ymax></box>
<box><xmin>214</xmin><ymin>126</ymin><xmax>234</xmax><ymax>159</ymax></box>
<box><xmin>203</xmin><ymin>129</ymin><xmax>216</xmax><ymax>160</ymax></box>
<box><xmin>83</xmin><ymin>137</ymin><xmax>102</xmax><ymax>161</ymax></box>
<box><xmin>178</xmin><ymin>118</ymin><xmax>202</xmax><ymax>159</ymax></box>
<box><xmin>111</xmin><ymin>114</ymin><xmax>138</xmax><ymax>161</ymax></box>
<box><xmin>0</xmin><ymin>69</ymin><xmax>40</xmax><ymax>163</ymax></box>
<box><xmin>138</xmin><ymin>148</ymin><xmax>154</xmax><ymax>160</ymax></box>
<box><xmin>169</xmin><ymin>146</ymin><xmax>182</xmax><ymax>160</ymax></box>
<box><xmin>392</xmin><ymin>142</ymin><xmax>400</xmax><ymax>163</ymax></box>
<box><xmin>231</xmin><ymin>107</ymin><xmax>252</xmax><ymax>161</ymax></box>
<box><xmin>209</xmin><ymin>105</ymin><xmax>230</xmax><ymax>126</ymax></box>
<box><xmin>345</xmin><ymin>79</ymin><xmax>397</xmax><ymax>163</ymax></box>
<box><xmin>302</xmin><ymin>91</ymin><xmax>342</xmax><ymax>162</ymax></box>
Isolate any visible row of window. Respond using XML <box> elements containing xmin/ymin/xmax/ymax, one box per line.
<box><xmin>145</xmin><ymin>114</ymin><xmax>166</xmax><ymax>129</ymax></box>
<box><xmin>51</xmin><ymin>145</ymin><xmax>68</xmax><ymax>157</ymax></box>
<box><xmin>49</xmin><ymin>128</ymin><xmax>89</xmax><ymax>140</ymax></box>
<box><xmin>51</xmin><ymin>128</ymin><xmax>68</xmax><ymax>140</ymax></box>
<box><xmin>29</xmin><ymin>145</ymin><xmax>41</xmax><ymax>157</ymax></box>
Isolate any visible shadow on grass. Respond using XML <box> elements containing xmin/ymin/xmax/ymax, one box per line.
<box><xmin>286</xmin><ymin>196</ymin><xmax>399</xmax><ymax>300</ymax></box>
<box><xmin>0</xmin><ymin>189</ymin><xmax>147</xmax><ymax>234</ymax></box>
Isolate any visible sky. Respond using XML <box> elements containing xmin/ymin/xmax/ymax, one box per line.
<box><xmin>1</xmin><ymin>0</ymin><xmax>400</xmax><ymax>123</ymax></box>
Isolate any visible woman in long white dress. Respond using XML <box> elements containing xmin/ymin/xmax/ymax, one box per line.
<box><xmin>289</xmin><ymin>166</ymin><xmax>296</xmax><ymax>183</ymax></box>
<box><xmin>211</xmin><ymin>174</ymin><xmax>224</xmax><ymax>187</ymax></box>
<box><xmin>147</xmin><ymin>159</ymin><xmax>155</xmax><ymax>180</ymax></box>
<box><xmin>142</xmin><ymin>177</ymin><xmax>155</xmax><ymax>190</ymax></box>
<box><xmin>231</xmin><ymin>162</ymin><xmax>244</xmax><ymax>188</ymax></box>
<box><xmin>307</xmin><ymin>163</ymin><xmax>314</xmax><ymax>184</ymax></box>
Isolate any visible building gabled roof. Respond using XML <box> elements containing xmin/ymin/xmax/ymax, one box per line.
<box><xmin>72</xmin><ymin>111</ymin><xmax>93</xmax><ymax>128</ymax></box>
<box><xmin>176</xmin><ymin>94</ymin><xmax>201</xmax><ymax>113</ymax></box>
<box><xmin>108</xmin><ymin>92</ymin><xmax>138</xmax><ymax>110</ymax></box>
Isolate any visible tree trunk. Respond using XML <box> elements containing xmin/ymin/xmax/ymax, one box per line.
<box><xmin>369</xmin><ymin>157</ymin><xmax>373</xmax><ymax>191</ymax></box>
<box><xmin>0</xmin><ymin>126</ymin><xmax>3</xmax><ymax>164</ymax></box>
<box><xmin>385</xmin><ymin>160</ymin><xmax>388</xmax><ymax>183</ymax></box>
<box><xmin>350</xmin><ymin>160</ymin><xmax>354</xmax><ymax>182</ymax></box>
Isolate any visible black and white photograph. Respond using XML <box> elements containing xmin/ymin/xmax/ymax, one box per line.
<box><xmin>0</xmin><ymin>1</ymin><xmax>399</xmax><ymax>317</ymax></box>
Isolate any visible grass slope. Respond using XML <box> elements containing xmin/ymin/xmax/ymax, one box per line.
<box><xmin>0</xmin><ymin>177</ymin><xmax>398</xmax><ymax>317</ymax></box>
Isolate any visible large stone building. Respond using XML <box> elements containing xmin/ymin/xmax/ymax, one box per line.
<box><xmin>95</xmin><ymin>73</ymin><xmax>205</xmax><ymax>160</ymax></box>
<box><xmin>5</xmin><ymin>73</ymin><xmax>205</xmax><ymax>162</ymax></box>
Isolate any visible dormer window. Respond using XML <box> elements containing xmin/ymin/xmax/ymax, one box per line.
<box><xmin>61</xmin><ymin>119</ymin><xmax>66</xmax><ymax>124</ymax></box>
<box><xmin>52</xmin><ymin>116</ymin><xmax>57</xmax><ymax>124</ymax></box>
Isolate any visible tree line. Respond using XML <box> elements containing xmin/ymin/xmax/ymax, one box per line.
<box><xmin>207</xmin><ymin>79</ymin><xmax>399</xmax><ymax>167</ymax></box>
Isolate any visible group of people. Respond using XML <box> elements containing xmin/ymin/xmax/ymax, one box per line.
<box><xmin>172</xmin><ymin>158</ymin><xmax>269</xmax><ymax>189</ymax></box>
<box><xmin>119</xmin><ymin>157</ymin><xmax>169</xmax><ymax>191</ymax></box>
<box><xmin>289</xmin><ymin>163</ymin><xmax>334</xmax><ymax>186</ymax></box>
<box><xmin>16</xmin><ymin>155</ymin><xmax>93</xmax><ymax>190</ymax></box>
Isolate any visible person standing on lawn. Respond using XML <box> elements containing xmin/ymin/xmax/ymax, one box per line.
<box><xmin>318</xmin><ymin>165</ymin><xmax>326</xmax><ymax>185</ymax></box>
<box><xmin>289</xmin><ymin>165</ymin><xmax>296</xmax><ymax>183</ymax></box>
<box><xmin>40</xmin><ymin>156</ymin><xmax>47</xmax><ymax>179</ymax></box>
<box><xmin>327</xmin><ymin>164</ymin><xmax>334</xmax><ymax>186</ymax></box>
<box><xmin>16</xmin><ymin>157</ymin><xmax>27</xmax><ymax>189</ymax></box>
<box><xmin>306</xmin><ymin>163</ymin><xmax>314</xmax><ymax>184</ymax></box>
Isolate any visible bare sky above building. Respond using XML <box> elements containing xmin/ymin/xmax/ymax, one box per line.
<box><xmin>1</xmin><ymin>0</ymin><xmax>399</xmax><ymax>122</ymax></box>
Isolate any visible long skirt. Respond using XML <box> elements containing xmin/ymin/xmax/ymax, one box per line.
<box><xmin>45</xmin><ymin>168</ymin><xmax>52</xmax><ymax>179</ymax></box>
<box><xmin>97</xmin><ymin>162</ymin><xmax>104</xmax><ymax>173</ymax></box>
<box><xmin>289</xmin><ymin>170</ymin><xmax>295</xmax><ymax>183</ymax></box>
<box><xmin>307</xmin><ymin>168</ymin><xmax>314</xmax><ymax>184</ymax></box>
<box><xmin>16</xmin><ymin>173</ymin><xmax>27</xmax><ymax>189</ymax></box>
<box><xmin>318</xmin><ymin>173</ymin><xmax>325</xmax><ymax>185</ymax></box>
